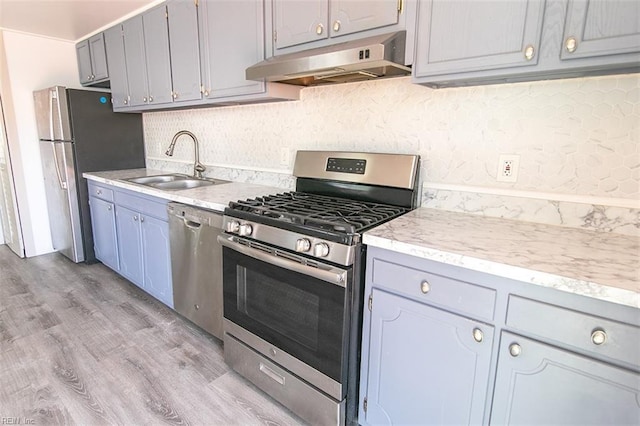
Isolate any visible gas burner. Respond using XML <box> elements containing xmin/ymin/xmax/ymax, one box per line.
<box><xmin>226</xmin><ymin>191</ymin><xmax>407</xmax><ymax>241</ymax></box>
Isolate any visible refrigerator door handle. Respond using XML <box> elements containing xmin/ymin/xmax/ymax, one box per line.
<box><xmin>52</xmin><ymin>143</ymin><xmax>68</xmax><ymax>190</ymax></box>
<box><xmin>48</xmin><ymin>89</ymin><xmax>55</xmax><ymax>140</ymax></box>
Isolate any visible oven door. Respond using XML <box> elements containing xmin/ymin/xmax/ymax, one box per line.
<box><xmin>219</xmin><ymin>235</ymin><xmax>351</xmax><ymax>395</ymax></box>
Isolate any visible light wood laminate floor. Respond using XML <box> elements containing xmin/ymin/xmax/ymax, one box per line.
<box><xmin>0</xmin><ymin>246</ymin><xmax>305</xmax><ymax>425</ymax></box>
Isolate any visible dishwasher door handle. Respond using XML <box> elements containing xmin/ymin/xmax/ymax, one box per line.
<box><xmin>183</xmin><ymin>218</ymin><xmax>202</xmax><ymax>229</ymax></box>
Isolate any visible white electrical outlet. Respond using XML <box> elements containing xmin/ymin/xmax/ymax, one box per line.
<box><xmin>497</xmin><ymin>154</ymin><xmax>520</xmax><ymax>183</ymax></box>
<box><xmin>279</xmin><ymin>148</ymin><xmax>290</xmax><ymax>167</ymax></box>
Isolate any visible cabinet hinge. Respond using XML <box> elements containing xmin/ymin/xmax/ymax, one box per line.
<box><xmin>273</xmin><ymin>30</ymin><xmax>277</xmax><ymax>42</ymax></box>
<box><xmin>363</xmin><ymin>397</ymin><xmax>368</xmax><ymax>412</ymax></box>
<box><xmin>165</xmin><ymin>10</ymin><xmax>168</xmax><ymax>19</ymax></box>
<box><xmin>194</xmin><ymin>0</ymin><xmax>199</xmax><ymax>6</ymax></box>
<box><xmin>368</xmin><ymin>294</ymin><xmax>373</xmax><ymax>311</ymax></box>
<box><xmin>397</xmin><ymin>0</ymin><xmax>403</xmax><ymax>13</ymax></box>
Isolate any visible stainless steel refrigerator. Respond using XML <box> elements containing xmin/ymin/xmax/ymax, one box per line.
<box><xmin>34</xmin><ymin>86</ymin><xmax>145</xmax><ymax>263</ymax></box>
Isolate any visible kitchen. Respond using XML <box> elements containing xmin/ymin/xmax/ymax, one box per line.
<box><xmin>0</xmin><ymin>0</ymin><xmax>638</xmax><ymax>425</ymax></box>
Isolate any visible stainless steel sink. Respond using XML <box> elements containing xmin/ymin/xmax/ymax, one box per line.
<box><xmin>125</xmin><ymin>174</ymin><xmax>191</xmax><ymax>184</ymax></box>
<box><xmin>151</xmin><ymin>179</ymin><xmax>216</xmax><ymax>190</ymax></box>
<box><xmin>123</xmin><ymin>173</ymin><xmax>229</xmax><ymax>191</ymax></box>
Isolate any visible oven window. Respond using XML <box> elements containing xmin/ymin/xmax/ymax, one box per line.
<box><xmin>238</xmin><ymin>266</ymin><xmax>320</xmax><ymax>351</ymax></box>
<box><xmin>223</xmin><ymin>246</ymin><xmax>349</xmax><ymax>383</ymax></box>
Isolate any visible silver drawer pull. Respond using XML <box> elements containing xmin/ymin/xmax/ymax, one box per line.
<box><xmin>420</xmin><ymin>280</ymin><xmax>431</xmax><ymax>294</ymax></box>
<box><xmin>259</xmin><ymin>363</ymin><xmax>285</xmax><ymax>385</ymax></box>
<box><xmin>96</xmin><ymin>189</ymin><xmax>102</xmax><ymax>195</ymax></box>
<box><xmin>509</xmin><ymin>343</ymin><xmax>522</xmax><ymax>357</ymax></box>
<box><xmin>565</xmin><ymin>36</ymin><xmax>577</xmax><ymax>53</ymax></box>
<box><xmin>472</xmin><ymin>328</ymin><xmax>484</xmax><ymax>343</ymax></box>
<box><xmin>591</xmin><ymin>329</ymin><xmax>607</xmax><ymax>345</ymax></box>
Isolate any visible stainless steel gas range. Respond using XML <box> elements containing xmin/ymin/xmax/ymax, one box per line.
<box><xmin>218</xmin><ymin>151</ymin><xmax>420</xmax><ymax>425</ymax></box>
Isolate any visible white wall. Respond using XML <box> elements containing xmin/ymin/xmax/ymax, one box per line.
<box><xmin>0</xmin><ymin>30</ymin><xmax>80</xmax><ymax>257</ymax></box>
<box><xmin>145</xmin><ymin>73</ymin><xmax>640</xmax><ymax>207</ymax></box>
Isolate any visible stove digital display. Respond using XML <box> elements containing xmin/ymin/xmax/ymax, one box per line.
<box><xmin>326</xmin><ymin>158</ymin><xmax>366</xmax><ymax>174</ymax></box>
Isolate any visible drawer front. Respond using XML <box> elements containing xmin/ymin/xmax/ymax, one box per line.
<box><xmin>115</xmin><ymin>190</ymin><xmax>168</xmax><ymax>221</ymax></box>
<box><xmin>371</xmin><ymin>258</ymin><xmax>496</xmax><ymax>321</ymax></box>
<box><xmin>506</xmin><ymin>295</ymin><xmax>640</xmax><ymax>368</ymax></box>
<box><xmin>88</xmin><ymin>181</ymin><xmax>114</xmax><ymax>202</ymax></box>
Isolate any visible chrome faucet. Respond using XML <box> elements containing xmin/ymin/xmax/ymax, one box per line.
<box><xmin>165</xmin><ymin>130</ymin><xmax>206</xmax><ymax>178</ymax></box>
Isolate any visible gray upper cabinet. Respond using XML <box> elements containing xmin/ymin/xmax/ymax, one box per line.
<box><xmin>560</xmin><ymin>0</ymin><xmax>640</xmax><ymax>61</ymax></box>
<box><xmin>413</xmin><ymin>0</ymin><xmax>545</xmax><ymax>78</ymax></box>
<box><xmin>142</xmin><ymin>5</ymin><xmax>174</xmax><ymax>106</ymax></box>
<box><xmin>270</xmin><ymin>0</ymin><xmax>416</xmax><ymax>65</ymax></box>
<box><xmin>76</xmin><ymin>33</ymin><xmax>109</xmax><ymax>86</ymax></box>
<box><xmin>167</xmin><ymin>0</ymin><xmax>202</xmax><ymax>103</ymax></box>
<box><xmin>104</xmin><ymin>25</ymin><xmax>131</xmax><ymax>109</ymax></box>
<box><xmin>413</xmin><ymin>0</ymin><xmax>640</xmax><ymax>87</ymax></box>
<box><xmin>273</xmin><ymin>0</ymin><xmax>328</xmax><ymax>49</ymax></box>
<box><xmin>122</xmin><ymin>16</ymin><xmax>149</xmax><ymax>108</ymax></box>
<box><xmin>199</xmin><ymin>0</ymin><xmax>269</xmax><ymax>99</ymax></box>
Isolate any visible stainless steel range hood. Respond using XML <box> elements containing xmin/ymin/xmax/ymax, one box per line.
<box><xmin>246</xmin><ymin>31</ymin><xmax>410</xmax><ymax>86</ymax></box>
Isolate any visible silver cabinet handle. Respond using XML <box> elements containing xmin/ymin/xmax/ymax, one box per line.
<box><xmin>133</xmin><ymin>215</ymin><xmax>138</xmax><ymax>221</ymax></box>
<box><xmin>565</xmin><ymin>36</ymin><xmax>577</xmax><ymax>53</ymax></box>
<box><xmin>143</xmin><ymin>97</ymin><xmax>147</xmax><ymax>103</ymax></box>
<box><xmin>591</xmin><ymin>329</ymin><xmax>607</xmax><ymax>345</ymax></box>
<box><xmin>333</xmin><ymin>20</ymin><xmax>341</xmax><ymax>32</ymax></box>
<box><xmin>472</xmin><ymin>328</ymin><xmax>484</xmax><ymax>343</ymax></box>
<box><xmin>172</xmin><ymin>92</ymin><xmax>178</xmax><ymax>100</ymax></box>
<box><xmin>123</xmin><ymin>99</ymin><xmax>129</xmax><ymax>105</ymax></box>
<box><xmin>524</xmin><ymin>45</ymin><xmax>535</xmax><ymax>60</ymax></box>
<box><xmin>316</xmin><ymin>23</ymin><xmax>324</xmax><ymax>35</ymax></box>
<box><xmin>420</xmin><ymin>280</ymin><xmax>431</xmax><ymax>294</ymax></box>
<box><xmin>140</xmin><ymin>217</ymin><xmax>144</xmax><ymax>223</ymax></box>
<box><xmin>509</xmin><ymin>343</ymin><xmax>522</xmax><ymax>357</ymax></box>
<box><xmin>149</xmin><ymin>96</ymin><xmax>153</xmax><ymax>102</ymax></box>
<box><xmin>107</xmin><ymin>205</ymin><xmax>112</xmax><ymax>211</ymax></box>
<box><xmin>96</xmin><ymin>189</ymin><xmax>102</xmax><ymax>195</ymax></box>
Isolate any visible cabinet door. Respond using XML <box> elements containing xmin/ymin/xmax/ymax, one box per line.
<box><xmin>122</xmin><ymin>16</ymin><xmax>149</xmax><ymax>107</ymax></box>
<box><xmin>104</xmin><ymin>25</ymin><xmax>131</xmax><ymax>109</ymax></box>
<box><xmin>364</xmin><ymin>289</ymin><xmax>493</xmax><ymax>425</ymax></box>
<box><xmin>88</xmin><ymin>33</ymin><xmax>109</xmax><ymax>81</ymax></box>
<box><xmin>89</xmin><ymin>197</ymin><xmax>119</xmax><ymax>271</ymax></box>
<box><xmin>142</xmin><ymin>5</ymin><xmax>174</xmax><ymax>105</ymax></box>
<box><xmin>273</xmin><ymin>0</ymin><xmax>328</xmax><ymax>49</ymax></box>
<box><xmin>199</xmin><ymin>0</ymin><xmax>265</xmax><ymax>99</ymax></box>
<box><xmin>115</xmin><ymin>206</ymin><xmax>143</xmax><ymax>287</ymax></box>
<box><xmin>329</xmin><ymin>0</ymin><xmax>398</xmax><ymax>38</ymax></box>
<box><xmin>167</xmin><ymin>0</ymin><xmax>202</xmax><ymax>102</ymax></box>
<box><xmin>413</xmin><ymin>0</ymin><xmax>545</xmax><ymax>78</ymax></box>
<box><xmin>140</xmin><ymin>215</ymin><xmax>173</xmax><ymax>308</ymax></box>
<box><xmin>491</xmin><ymin>332</ymin><xmax>640</xmax><ymax>425</ymax></box>
<box><xmin>76</xmin><ymin>40</ymin><xmax>93</xmax><ymax>85</ymax></box>
<box><xmin>560</xmin><ymin>0</ymin><xmax>640</xmax><ymax>61</ymax></box>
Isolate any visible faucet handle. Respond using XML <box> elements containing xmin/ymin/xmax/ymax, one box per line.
<box><xmin>194</xmin><ymin>162</ymin><xmax>206</xmax><ymax>178</ymax></box>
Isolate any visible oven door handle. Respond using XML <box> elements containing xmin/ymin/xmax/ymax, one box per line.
<box><xmin>217</xmin><ymin>235</ymin><xmax>347</xmax><ymax>287</ymax></box>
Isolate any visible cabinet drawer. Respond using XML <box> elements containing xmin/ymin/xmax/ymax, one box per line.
<box><xmin>88</xmin><ymin>182</ymin><xmax>114</xmax><ymax>201</ymax></box>
<box><xmin>371</xmin><ymin>258</ymin><xmax>496</xmax><ymax>321</ymax></box>
<box><xmin>506</xmin><ymin>295</ymin><xmax>640</xmax><ymax>368</ymax></box>
<box><xmin>115</xmin><ymin>190</ymin><xmax>168</xmax><ymax>221</ymax></box>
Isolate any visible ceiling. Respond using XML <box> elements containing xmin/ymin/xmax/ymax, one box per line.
<box><xmin>0</xmin><ymin>0</ymin><xmax>159</xmax><ymax>42</ymax></box>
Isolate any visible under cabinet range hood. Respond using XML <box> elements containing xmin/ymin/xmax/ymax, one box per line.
<box><xmin>246</xmin><ymin>31</ymin><xmax>410</xmax><ymax>86</ymax></box>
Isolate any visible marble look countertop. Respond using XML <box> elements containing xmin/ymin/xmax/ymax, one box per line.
<box><xmin>364</xmin><ymin>208</ymin><xmax>640</xmax><ymax>309</ymax></box>
<box><xmin>83</xmin><ymin>168</ymin><xmax>283</xmax><ymax>212</ymax></box>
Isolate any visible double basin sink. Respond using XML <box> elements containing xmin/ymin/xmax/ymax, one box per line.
<box><xmin>124</xmin><ymin>173</ymin><xmax>229</xmax><ymax>191</ymax></box>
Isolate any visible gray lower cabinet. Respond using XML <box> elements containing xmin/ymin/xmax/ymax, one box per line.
<box><xmin>88</xmin><ymin>181</ymin><xmax>173</xmax><ymax>308</ymax></box>
<box><xmin>359</xmin><ymin>246</ymin><xmax>640</xmax><ymax>425</ymax></box>
<box><xmin>413</xmin><ymin>0</ymin><xmax>640</xmax><ymax>87</ymax></box>
<box><xmin>364</xmin><ymin>288</ymin><xmax>493</xmax><ymax>425</ymax></box>
<box><xmin>76</xmin><ymin>33</ymin><xmax>109</xmax><ymax>87</ymax></box>
<box><xmin>88</xmin><ymin>195</ymin><xmax>119</xmax><ymax>271</ymax></box>
<box><xmin>491</xmin><ymin>331</ymin><xmax>640</xmax><ymax>425</ymax></box>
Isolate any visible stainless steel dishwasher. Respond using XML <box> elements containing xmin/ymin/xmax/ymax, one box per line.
<box><xmin>167</xmin><ymin>202</ymin><xmax>224</xmax><ymax>339</ymax></box>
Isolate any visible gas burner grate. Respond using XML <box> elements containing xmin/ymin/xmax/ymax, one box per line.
<box><xmin>227</xmin><ymin>192</ymin><xmax>407</xmax><ymax>237</ymax></box>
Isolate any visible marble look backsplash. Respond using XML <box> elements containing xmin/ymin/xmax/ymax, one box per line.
<box><xmin>143</xmin><ymin>73</ymin><xmax>639</xmax><ymax>235</ymax></box>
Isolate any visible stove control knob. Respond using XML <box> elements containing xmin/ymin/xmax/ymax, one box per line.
<box><xmin>239</xmin><ymin>223</ymin><xmax>253</xmax><ymax>237</ymax></box>
<box><xmin>226</xmin><ymin>220</ymin><xmax>240</xmax><ymax>233</ymax></box>
<box><xmin>313</xmin><ymin>243</ymin><xmax>330</xmax><ymax>258</ymax></box>
<box><xmin>295</xmin><ymin>238</ymin><xmax>311</xmax><ymax>252</ymax></box>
